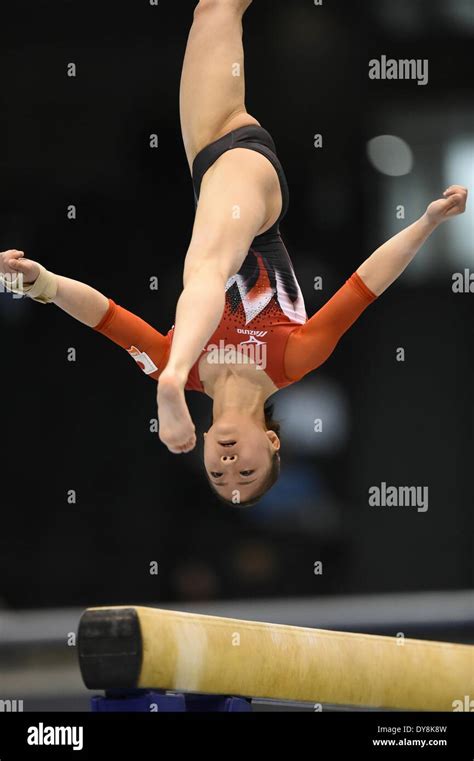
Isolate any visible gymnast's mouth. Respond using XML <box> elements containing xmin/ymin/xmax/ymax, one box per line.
<box><xmin>218</xmin><ymin>441</ymin><xmax>236</xmax><ymax>447</ymax></box>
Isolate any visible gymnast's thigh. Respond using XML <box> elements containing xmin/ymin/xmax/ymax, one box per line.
<box><xmin>183</xmin><ymin>148</ymin><xmax>281</xmax><ymax>283</ymax></box>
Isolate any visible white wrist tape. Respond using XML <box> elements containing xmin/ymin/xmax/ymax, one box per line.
<box><xmin>0</xmin><ymin>264</ymin><xmax>58</xmax><ymax>304</ymax></box>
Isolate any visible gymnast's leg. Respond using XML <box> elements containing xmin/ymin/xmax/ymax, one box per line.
<box><xmin>158</xmin><ymin>0</ymin><xmax>281</xmax><ymax>454</ymax></box>
<box><xmin>179</xmin><ymin>0</ymin><xmax>259</xmax><ymax>171</ymax></box>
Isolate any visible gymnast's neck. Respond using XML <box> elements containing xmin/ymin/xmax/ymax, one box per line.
<box><xmin>209</xmin><ymin>369</ymin><xmax>273</xmax><ymax>423</ymax></box>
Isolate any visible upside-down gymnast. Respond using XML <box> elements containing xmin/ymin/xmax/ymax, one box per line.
<box><xmin>1</xmin><ymin>0</ymin><xmax>467</xmax><ymax>506</ymax></box>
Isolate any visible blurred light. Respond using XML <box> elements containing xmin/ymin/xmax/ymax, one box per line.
<box><xmin>373</xmin><ymin>0</ymin><xmax>474</xmax><ymax>35</ymax></box>
<box><xmin>367</xmin><ymin>135</ymin><xmax>414</xmax><ymax>177</ymax></box>
<box><xmin>443</xmin><ymin>138</ymin><xmax>474</xmax><ymax>266</ymax></box>
<box><xmin>276</xmin><ymin>377</ymin><xmax>350</xmax><ymax>455</ymax></box>
<box><xmin>372</xmin><ymin>0</ymin><xmax>424</xmax><ymax>35</ymax></box>
<box><xmin>440</xmin><ymin>0</ymin><xmax>474</xmax><ymax>32</ymax></box>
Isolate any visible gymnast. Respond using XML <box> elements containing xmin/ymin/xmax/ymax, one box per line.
<box><xmin>1</xmin><ymin>0</ymin><xmax>467</xmax><ymax>506</ymax></box>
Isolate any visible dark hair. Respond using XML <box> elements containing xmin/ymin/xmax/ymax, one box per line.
<box><xmin>207</xmin><ymin>403</ymin><xmax>281</xmax><ymax>508</ymax></box>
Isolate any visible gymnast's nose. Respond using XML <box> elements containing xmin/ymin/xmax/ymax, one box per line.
<box><xmin>220</xmin><ymin>454</ymin><xmax>238</xmax><ymax>464</ymax></box>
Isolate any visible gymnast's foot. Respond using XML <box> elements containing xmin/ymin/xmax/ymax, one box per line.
<box><xmin>157</xmin><ymin>372</ymin><xmax>196</xmax><ymax>454</ymax></box>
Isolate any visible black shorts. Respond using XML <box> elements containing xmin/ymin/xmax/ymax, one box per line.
<box><xmin>191</xmin><ymin>124</ymin><xmax>290</xmax><ymax>243</ymax></box>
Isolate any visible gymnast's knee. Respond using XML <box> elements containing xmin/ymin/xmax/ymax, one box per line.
<box><xmin>194</xmin><ymin>0</ymin><xmax>253</xmax><ymax>18</ymax></box>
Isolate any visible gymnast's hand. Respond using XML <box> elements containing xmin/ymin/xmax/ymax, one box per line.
<box><xmin>156</xmin><ymin>372</ymin><xmax>197</xmax><ymax>455</ymax></box>
<box><xmin>0</xmin><ymin>249</ymin><xmax>40</xmax><ymax>283</ymax></box>
<box><xmin>425</xmin><ymin>185</ymin><xmax>468</xmax><ymax>224</ymax></box>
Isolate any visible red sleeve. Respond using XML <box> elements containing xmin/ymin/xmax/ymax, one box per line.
<box><xmin>94</xmin><ymin>299</ymin><xmax>171</xmax><ymax>380</ymax></box>
<box><xmin>284</xmin><ymin>272</ymin><xmax>377</xmax><ymax>381</ymax></box>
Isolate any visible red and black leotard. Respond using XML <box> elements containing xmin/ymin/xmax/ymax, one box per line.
<box><xmin>94</xmin><ymin>126</ymin><xmax>377</xmax><ymax>388</ymax></box>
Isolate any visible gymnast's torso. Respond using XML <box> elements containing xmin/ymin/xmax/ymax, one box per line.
<box><xmin>177</xmin><ymin>241</ymin><xmax>308</xmax><ymax>391</ymax></box>
<box><xmin>94</xmin><ymin>125</ymin><xmax>376</xmax><ymax>391</ymax></box>
<box><xmin>95</xmin><ymin>253</ymin><xmax>375</xmax><ymax>394</ymax></box>
<box><xmin>179</xmin><ymin>125</ymin><xmax>306</xmax><ymax>390</ymax></box>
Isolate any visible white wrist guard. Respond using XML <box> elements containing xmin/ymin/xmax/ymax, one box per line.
<box><xmin>0</xmin><ymin>264</ymin><xmax>58</xmax><ymax>304</ymax></box>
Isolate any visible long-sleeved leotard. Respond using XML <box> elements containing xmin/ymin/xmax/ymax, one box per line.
<box><xmin>94</xmin><ymin>265</ymin><xmax>376</xmax><ymax>390</ymax></box>
<box><xmin>95</xmin><ymin>124</ymin><xmax>377</xmax><ymax>388</ymax></box>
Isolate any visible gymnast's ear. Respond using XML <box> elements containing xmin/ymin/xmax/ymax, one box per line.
<box><xmin>266</xmin><ymin>430</ymin><xmax>280</xmax><ymax>451</ymax></box>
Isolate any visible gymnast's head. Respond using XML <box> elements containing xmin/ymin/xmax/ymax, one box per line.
<box><xmin>203</xmin><ymin>403</ymin><xmax>281</xmax><ymax>507</ymax></box>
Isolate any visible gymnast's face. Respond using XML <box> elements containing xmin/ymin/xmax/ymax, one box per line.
<box><xmin>203</xmin><ymin>417</ymin><xmax>280</xmax><ymax>503</ymax></box>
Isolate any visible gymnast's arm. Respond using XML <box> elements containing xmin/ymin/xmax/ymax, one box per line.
<box><xmin>0</xmin><ymin>249</ymin><xmax>108</xmax><ymax>326</ymax></box>
<box><xmin>356</xmin><ymin>185</ymin><xmax>468</xmax><ymax>296</ymax></box>
<box><xmin>284</xmin><ymin>185</ymin><xmax>468</xmax><ymax>380</ymax></box>
<box><xmin>0</xmin><ymin>249</ymin><xmax>170</xmax><ymax>369</ymax></box>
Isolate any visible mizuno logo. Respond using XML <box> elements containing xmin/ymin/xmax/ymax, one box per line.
<box><xmin>236</xmin><ymin>328</ymin><xmax>267</xmax><ymax>338</ymax></box>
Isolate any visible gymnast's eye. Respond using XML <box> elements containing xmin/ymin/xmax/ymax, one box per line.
<box><xmin>210</xmin><ymin>472</ymin><xmax>223</xmax><ymax>479</ymax></box>
<box><xmin>240</xmin><ymin>470</ymin><xmax>254</xmax><ymax>477</ymax></box>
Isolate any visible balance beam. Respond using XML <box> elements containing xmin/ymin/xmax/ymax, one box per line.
<box><xmin>78</xmin><ymin>606</ymin><xmax>473</xmax><ymax>711</ymax></box>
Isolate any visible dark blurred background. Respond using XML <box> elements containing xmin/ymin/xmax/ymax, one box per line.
<box><xmin>1</xmin><ymin>0</ymin><xmax>473</xmax><ymax>616</ymax></box>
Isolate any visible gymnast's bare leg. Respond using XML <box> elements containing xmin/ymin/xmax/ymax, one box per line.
<box><xmin>157</xmin><ymin>0</ymin><xmax>282</xmax><ymax>453</ymax></box>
